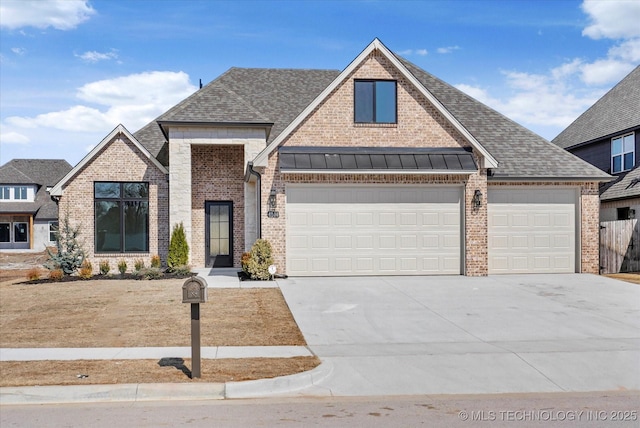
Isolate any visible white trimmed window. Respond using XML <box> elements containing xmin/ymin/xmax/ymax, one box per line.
<box><xmin>612</xmin><ymin>133</ymin><xmax>635</xmax><ymax>173</ymax></box>
<box><xmin>13</xmin><ymin>186</ymin><xmax>27</xmax><ymax>200</ymax></box>
<box><xmin>49</xmin><ymin>221</ymin><xmax>58</xmax><ymax>242</ymax></box>
<box><xmin>0</xmin><ymin>187</ymin><xmax>10</xmax><ymax>200</ymax></box>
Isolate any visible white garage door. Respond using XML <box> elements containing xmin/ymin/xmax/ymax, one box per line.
<box><xmin>286</xmin><ymin>185</ymin><xmax>462</xmax><ymax>276</ymax></box>
<box><xmin>488</xmin><ymin>188</ymin><xmax>577</xmax><ymax>274</ymax></box>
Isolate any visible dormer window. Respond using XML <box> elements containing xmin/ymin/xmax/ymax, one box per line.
<box><xmin>612</xmin><ymin>133</ymin><xmax>635</xmax><ymax>174</ymax></box>
<box><xmin>354</xmin><ymin>80</ymin><xmax>397</xmax><ymax>124</ymax></box>
<box><xmin>14</xmin><ymin>186</ymin><xmax>27</xmax><ymax>200</ymax></box>
<box><xmin>0</xmin><ymin>187</ymin><xmax>9</xmax><ymax>200</ymax></box>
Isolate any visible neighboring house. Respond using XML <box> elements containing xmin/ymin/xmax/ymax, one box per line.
<box><xmin>552</xmin><ymin>65</ymin><xmax>640</xmax><ymax>221</ymax></box>
<box><xmin>0</xmin><ymin>159</ymin><xmax>72</xmax><ymax>250</ymax></box>
<box><xmin>51</xmin><ymin>39</ymin><xmax>610</xmax><ymax>276</ymax></box>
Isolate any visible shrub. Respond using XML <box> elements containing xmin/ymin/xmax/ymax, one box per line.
<box><xmin>48</xmin><ymin>269</ymin><xmax>63</xmax><ymax>281</ymax></box>
<box><xmin>118</xmin><ymin>259</ymin><xmax>127</xmax><ymax>275</ymax></box>
<box><xmin>26</xmin><ymin>268</ymin><xmax>41</xmax><ymax>281</ymax></box>
<box><xmin>44</xmin><ymin>211</ymin><xmax>85</xmax><ymax>275</ymax></box>
<box><xmin>172</xmin><ymin>264</ymin><xmax>192</xmax><ymax>276</ymax></box>
<box><xmin>150</xmin><ymin>254</ymin><xmax>161</xmax><ymax>268</ymax></box>
<box><xmin>136</xmin><ymin>267</ymin><xmax>163</xmax><ymax>280</ymax></box>
<box><xmin>246</xmin><ymin>239</ymin><xmax>274</xmax><ymax>280</ymax></box>
<box><xmin>79</xmin><ymin>260</ymin><xmax>93</xmax><ymax>279</ymax></box>
<box><xmin>241</xmin><ymin>252</ymin><xmax>251</xmax><ymax>273</ymax></box>
<box><xmin>167</xmin><ymin>222</ymin><xmax>189</xmax><ymax>271</ymax></box>
<box><xmin>134</xmin><ymin>259</ymin><xmax>145</xmax><ymax>272</ymax></box>
<box><xmin>99</xmin><ymin>260</ymin><xmax>111</xmax><ymax>275</ymax></box>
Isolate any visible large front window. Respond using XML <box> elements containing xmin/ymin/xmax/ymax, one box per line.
<box><xmin>95</xmin><ymin>182</ymin><xmax>149</xmax><ymax>253</ymax></box>
<box><xmin>354</xmin><ymin>80</ymin><xmax>397</xmax><ymax>123</ymax></box>
<box><xmin>612</xmin><ymin>133</ymin><xmax>635</xmax><ymax>173</ymax></box>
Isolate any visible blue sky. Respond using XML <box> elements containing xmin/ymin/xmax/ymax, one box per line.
<box><xmin>1</xmin><ymin>0</ymin><xmax>639</xmax><ymax>166</ymax></box>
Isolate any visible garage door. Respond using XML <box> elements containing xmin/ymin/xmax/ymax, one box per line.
<box><xmin>488</xmin><ymin>188</ymin><xmax>577</xmax><ymax>274</ymax></box>
<box><xmin>286</xmin><ymin>185</ymin><xmax>462</xmax><ymax>276</ymax></box>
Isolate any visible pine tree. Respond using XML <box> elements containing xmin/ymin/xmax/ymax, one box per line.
<box><xmin>167</xmin><ymin>222</ymin><xmax>189</xmax><ymax>270</ymax></box>
<box><xmin>45</xmin><ymin>212</ymin><xmax>86</xmax><ymax>275</ymax></box>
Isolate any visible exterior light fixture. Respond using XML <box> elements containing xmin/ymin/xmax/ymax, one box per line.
<box><xmin>268</xmin><ymin>188</ymin><xmax>277</xmax><ymax>209</ymax></box>
<box><xmin>473</xmin><ymin>189</ymin><xmax>483</xmax><ymax>209</ymax></box>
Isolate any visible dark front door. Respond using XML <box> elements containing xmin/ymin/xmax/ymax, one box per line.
<box><xmin>205</xmin><ymin>201</ymin><xmax>233</xmax><ymax>267</ymax></box>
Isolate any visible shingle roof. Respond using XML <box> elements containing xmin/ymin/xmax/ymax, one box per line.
<box><xmin>552</xmin><ymin>66</ymin><xmax>640</xmax><ymax>149</ymax></box>
<box><xmin>397</xmin><ymin>57</ymin><xmax>611</xmax><ymax>180</ymax></box>
<box><xmin>600</xmin><ymin>166</ymin><xmax>640</xmax><ymax>202</ymax></box>
<box><xmin>134</xmin><ymin>68</ymin><xmax>340</xmax><ymax>166</ymax></box>
<box><xmin>134</xmin><ymin>49</ymin><xmax>610</xmax><ymax>180</ymax></box>
<box><xmin>0</xmin><ymin>159</ymin><xmax>72</xmax><ymax>219</ymax></box>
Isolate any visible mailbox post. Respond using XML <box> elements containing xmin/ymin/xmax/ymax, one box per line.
<box><xmin>182</xmin><ymin>276</ymin><xmax>208</xmax><ymax>378</ymax></box>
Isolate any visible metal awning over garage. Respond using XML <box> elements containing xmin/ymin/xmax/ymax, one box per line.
<box><xmin>279</xmin><ymin>147</ymin><xmax>477</xmax><ymax>173</ymax></box>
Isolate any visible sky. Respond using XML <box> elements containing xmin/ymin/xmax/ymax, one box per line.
<box><xmin>0</xmin><ymin>0</ymin><xmax>639</xmax><ymax>167</ymax></box>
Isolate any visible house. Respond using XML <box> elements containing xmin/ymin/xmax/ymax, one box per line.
<box><xmin>552</xmin><ymin>65</ymin><xmax>640</xmax><ymax>221</ymax></box>
<box><xmin>0</xmin><ymin>159</ymin><xmax>72</xmax><ymax>250</ymax></box>
<box><xmin>50</xmin><ymin>39</ymin><xmax>610</xmax><ymax>276</ymax></box>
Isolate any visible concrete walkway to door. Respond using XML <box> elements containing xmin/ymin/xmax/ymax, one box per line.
<box><xmin>277</xmin><ymin>274</ymin><xmax>640</xmax><ymax>396</ymax></box>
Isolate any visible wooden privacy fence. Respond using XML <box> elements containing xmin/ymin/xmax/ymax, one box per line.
<box><xmin>600</xmin><ymin>219</ymin><xmax>640</xmax><ymax>274</ymax></box>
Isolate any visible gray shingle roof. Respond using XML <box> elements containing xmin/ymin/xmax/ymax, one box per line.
<box><xmin>397</xmin><ymin>57</ymin><xmax>611</xmax><ymax>180</ymax></box>
<box><xmin>600</xmin><ymin>166</ymin><xmax>640</xmax><ymax>202</ymax></box>
<box><xmin>134</xmin><ymin>68</ymin><xmax>341</xmax><ymax>166</ymax></box>
<box><xmin>134</xmin><ymin>55</ymin><xmax>610</xmax><ymax>180</ymax></box>
<box><xmin>552</xmin><ymin>66</ymin><xmax>640</xmax><ymax>149</ymax></box>
<box><xmin>0</xmin><ymin>159</ymin><xmax>72</xmax><ymax>219</ymax></box>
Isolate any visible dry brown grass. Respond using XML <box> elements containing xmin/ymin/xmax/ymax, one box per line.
<box><xmin>604</xmin><ymin>272</ymin><xmax>640</xmax><ymax>285</ymax></box>
<box><xmin>0</xmin><ymin>357</ymin><xmax>320</xmax><ymax>387</ymax></box>
<box><xmin>0</xmin><ymin>279</ymin><xmax>305</xmax><ymax>348</ymax></box>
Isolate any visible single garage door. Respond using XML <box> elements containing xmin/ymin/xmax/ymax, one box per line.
<box><xmin>488</xmin><ymin>188</ymin><xmax>577</xmax><ymax>274</ymax></box>
<box><xmin>286</xmin><ymin>185</ymin><xmax>462</xmax><ymax>276</ymax></box>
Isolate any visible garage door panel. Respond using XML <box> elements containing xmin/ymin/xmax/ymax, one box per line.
<box><xmin>488</xmin><ymin>188</ymin><xmax>576</xmax><ymax>274</ymax></box>
<box><xmin>287</xmin><ymin>185</ymin><xmax>462</xmax><ymax>276</ymax></box>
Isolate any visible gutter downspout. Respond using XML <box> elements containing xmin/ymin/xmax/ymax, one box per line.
<box><xmin>245</xmin><ymin>162</ymin><xmax>262</xmax><ymax>239</ymax></box>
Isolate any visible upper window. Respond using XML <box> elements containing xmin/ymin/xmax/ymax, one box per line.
<box><xmin>49</xmin><ymin>221</ymin><xmax>58</xmax><ymax>242</ymax></box>
<box><xmin>14</xmin><ymin>186</ymin><xmax>27</xmax><ymax>200</ymax></box>
<box><xmin>612</xmin><ymin>133</ymin><xmax>635</xmax><ymax>174</ymax></box>
<box><xmin>354</xmin><ymin>80</ymin><xmax>397</xmax><ymax>124</ymax></box>
<box><xmin>0</xmin><ymin>187</ymin><xmax>10</xmax><ymax>200</ymax></box>
<box><xmin>94</xmin><ymin>182</ymin><xmax>149</xmax><ymax>253</ymax></box>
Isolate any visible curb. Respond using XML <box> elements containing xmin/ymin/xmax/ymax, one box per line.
<box><xmin>0</xmin><ymin>362</ymin><xmax>332</xmax><ymax>405</ymax></box>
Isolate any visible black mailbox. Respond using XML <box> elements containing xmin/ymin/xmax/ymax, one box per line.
<box><xmin>182</xmin><ymin>276</ymin><xmax>208</xmax><ymax>304</ymax></box>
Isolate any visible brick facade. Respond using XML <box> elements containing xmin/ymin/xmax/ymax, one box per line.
<box><xmin>191</xmin><ymin>145</ymin><xmax>245</xmax><ymax>267</ymax></box>
<box><xmin>58</xmin><ymin>134</ymin><xmax>169</xmax><ymax>273</ymax></box>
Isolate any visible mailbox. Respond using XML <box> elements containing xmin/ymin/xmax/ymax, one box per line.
<box><xmin>182</xmin><ymin>276</ymin><xmax>208</xmax><ymax>304</ymax></box>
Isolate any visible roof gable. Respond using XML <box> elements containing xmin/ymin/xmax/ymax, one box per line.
<box><xmin>252</xmin><ymin>38</ymin><xmax>498</xmax><ymax>169</ymax></box>
<box><xmin>553</xmin><ymin>65</ymin><xmax>640</xmax><ymax>149</ymax></box>
<box><xmin>50</xmin><ymin>124</ymin><xmax>168</xmax><ymax>196</ymax></box>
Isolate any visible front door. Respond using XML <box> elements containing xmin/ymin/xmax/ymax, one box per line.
<box><xmin>205</xmin><ymin>201</ymin><xmax>233</xmax><ymax>267</ymax></box>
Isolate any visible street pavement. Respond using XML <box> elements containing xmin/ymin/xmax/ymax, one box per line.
<box><xmin>1</xmin><ymin>273</ymin><xmax>639</xmax><ymax>404</ymax></box>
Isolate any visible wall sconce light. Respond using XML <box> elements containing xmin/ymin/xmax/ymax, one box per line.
<box><xmin>473</xmin><ymin>189</ymin><xmax>483</xmax><ymax>209</ymax></box>
<box><xmin>268</xmin><ymin>188</ymin><xmax>277</xmax><ymax>210</ymax></box>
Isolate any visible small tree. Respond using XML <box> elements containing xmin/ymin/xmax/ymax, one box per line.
<box><xmin>45</xmin><ymin>212</ymin><xmax>85</xmax><ymax>275</ymax></box>
<box><xmin>246</xmin><ymin>239</ymin><xmax>274</xmax><ymax>280</ymax></box>
<box><xmin>167</xmin><ymin>222</ymin><xmax>189</xmax><ymax>271</ymax></box>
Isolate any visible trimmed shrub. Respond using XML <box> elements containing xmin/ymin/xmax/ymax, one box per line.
<box><xmin>150</xmin><ymin>254</ymin><xmax>161</xmax><ymax>268</ymax></box>
<box><xmin>241</xmin><ymin>252</ymin><xmax>251</xmax><ymax>273</ymax></box>
<box><xmin>118</xmin><ymin>259</ymin><xmax>127</xmax><ymax>275</ymax></box>
<box><xmin>99</xmin><ymin>260</ymin><xmax>111</xmax><ymax>275</ymax></box>
<box><xmin>167</xmin><ymin>222</ymin><xmax>189</xmax><ymax>271</ymax></box>
<box><xmin>79</xmin><ymin>260</ymin><xmax>93</xmax><ymax>279</ymax></box>
<box><xmin>136</xmin><ymin>267</ymin><xmax>163</xmax><ymax>280</ymax></box>
<box><xmin>172</xmin><ymin>264</ymin><xmax>192</xmax><ymax>276</ymax></box>
<box><xmin>26</xmin><ymin>268</ymin><xmax>41</xmax><ymax>281</ymax></box>
<box><xmin>48</xmin><ymin>269</ymin><xmax>64</xmax><ymax>281</ymax></box>
<box><xmin>134</xmin><ymin>259</ymin><xmax>145</xmax><ymax>272</ymax></box>
<box><xmin>246</xmin><ymin>239</ymin><xmax>274</xmax><ymax>280</ymax></box>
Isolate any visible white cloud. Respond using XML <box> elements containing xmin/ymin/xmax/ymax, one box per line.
<box><xmin>76</xmin><ymin>49</ymin><xmax>119</xmax><ymax>63</ymax></box>
<box><xmin>416</xmin><ymin>49</ymin><xmax>428</xmax><ymax>56</ymax></box>
<box><xmin>582</xmin><ymin>0</ymin><xmax>640</xmax><ymax>39</ymax></box>
<box><xmin>437</xmin><ymin>46</ymin><xmax>460</xmax><ymax>54</ymax></box>
<box><xmin>396</xmin><ymin>49</ymin><xmax>428</xmax><ymax>56</ymax></box>
<box><xmin>11</xmin><ymin>47</ymin><xmax>26</xmax><ymax>55</ymax></box>
<box><xmin>5</xmin><ymin>71</ymin><xmax>197</xmax><ymax>133</ymax></box>
<box><xmin>0</xmin><ymin>0</ymin><xmax>95</xmax><ymax>31</ymax></box>
<box><xmin>0</xmin><ymin>131</ymin><xmax>30</xmax><ymax>145</ymax></box>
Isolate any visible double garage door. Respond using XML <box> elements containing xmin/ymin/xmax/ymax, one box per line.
<box><xmin>286</xmin><ymin>185</ymin><xmax>462</xmax><ymax>276</ymax></box>
<box><xmin>285</xmin><ymin>185</ymin><xmax>578</xmax><ymax>276</ymax></box>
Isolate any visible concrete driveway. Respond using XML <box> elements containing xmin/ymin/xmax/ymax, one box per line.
<box><xmin>278</xmin><ymin>274</ymin><xmax>640</xmax><ymax>396</ymax></box>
